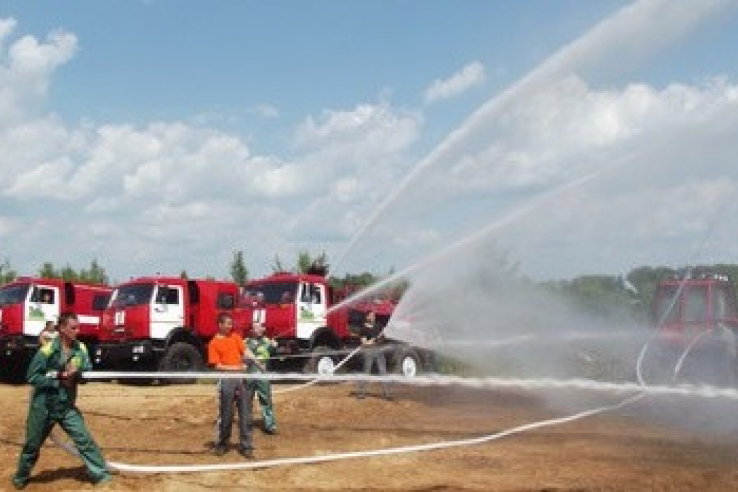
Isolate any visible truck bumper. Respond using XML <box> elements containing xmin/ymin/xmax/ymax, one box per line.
<box><xmin>0</xmin><ymin>335</ymin><xmax>36</xmax><ymax>358</ymax></box>
<box><xmin>93</xmin><ymin>340</ymin><xmax>158</xmax><ymax>368</ymax></box>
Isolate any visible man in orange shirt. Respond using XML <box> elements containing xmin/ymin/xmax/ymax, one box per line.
<box><xmin>208</xmin><ymin>312</ymin><xmax>260</xmax><ymax>458</ymax></box>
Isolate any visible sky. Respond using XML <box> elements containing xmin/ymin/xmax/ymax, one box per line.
<box><xmin>1</xmin><ymin>0</ymin><xmax>738</xmax><ymax>284</ymax></box>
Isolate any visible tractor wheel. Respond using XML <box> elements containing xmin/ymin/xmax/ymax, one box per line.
<box><xmin>393</xmin><ymin>347</ymin><xmax>422</xmax><ymax>378</ymax></box>
<box><xmin>158</xmin><ymin>342</ymin><xmax>204</xmax><ymax>384</ymax></box>
<box><xmin>304</xmin><ymin>345</ymin><xmax>336</xmax><ymax>376</ymax></box>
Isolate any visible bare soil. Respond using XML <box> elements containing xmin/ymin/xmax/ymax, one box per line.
<box><xmin>1</xmin><ymin>380</ymin><xmax>737</xmax><ymax>491</ymax></box>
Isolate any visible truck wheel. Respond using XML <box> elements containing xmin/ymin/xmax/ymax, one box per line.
<box><xmin>304</xmin><ymin>345</ymin><xmax>336</xmax><ymax>376</ymax></box>
<box><xmin>159</xmin><ymin>342</ymin><xmax>204</xmax><ymax>384</ymax></box>
<box><xmin>394</xmin><ymin>347</ymin><xmax>421</xmax><ymax>378</ymax></box>
<box><xmin>0</xmin><ymin>357</ymin><xmax>27</xmax><ymax>384</ymax></box>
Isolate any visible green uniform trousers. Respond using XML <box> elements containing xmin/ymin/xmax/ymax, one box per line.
<box><xmin>248</xmin><ymin>377</ymin><xmax>277</xmax><ymax>432</ymax></box>
<box><xmin>13</xmin><ymin>401</ymin><xmax>110</xmax><ymax>487</ymax></box>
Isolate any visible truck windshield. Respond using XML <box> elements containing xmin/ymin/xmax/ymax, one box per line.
<box><xmin>653</xmin><ymin>285</ymin><xmax>681</xmax><ymax>325</ymax></box>
<box><xmin>110</xmin><ymin>283</ymin><xmax>155</xmax><ymax>308</ymax></box>
<box><xmin>0</xmin><ymin>284</ymin><xmax>30</xmax><ymax>307</ymax></box>
<box><xmin>245</xmin><ymin>282</ymin><xmax>298</xmax><ymax>305</ymax></box>
<box><xmin>711</xmin><ymin>284</ymin><xmax>737</xmax><ymax>320</ymax></box>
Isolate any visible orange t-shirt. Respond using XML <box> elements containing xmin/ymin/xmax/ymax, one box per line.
<box><xmin>208</xmin><ymin>333</ymin><xmax>244</xmax><ymax>367</ymax></box>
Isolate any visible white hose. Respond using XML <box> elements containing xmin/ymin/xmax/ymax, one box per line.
<box><xmin>50</xmin><ymin>370</ymin><xmax>738</xmax><ymax>475</ymax></box>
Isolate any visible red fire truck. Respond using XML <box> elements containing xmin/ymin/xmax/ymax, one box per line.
<box><xmin>0</xmin><ymin>277</ymin><xmax>112</xmax><ymax>381</ymax></box>
<box><xmin>643</xmin><ymin>270</ymin><xmax>738</xmax><ymax>386</ymax></box>
<box><xmin>93</xmin><ymin>276</ymin><xmax>250</xmax><ymax>376</ymax></box>
<box><xmin>242</xmin><ymin>271</ymin><xmax>432</xmax><ymax>376</ymax></box>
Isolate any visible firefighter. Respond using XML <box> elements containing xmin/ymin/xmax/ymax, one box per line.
<box><xmin>207</xmin><ymin>313</ymin><xmax>259</xmax><ymax>458</ymax></box>
<box><xmin>246</xmin><ymin>321</ymin><xmax>278</xmax><ymax>434</ymax></box>
<box><xmin>356</xmin><ymin>311</ymin><xmax>392</xmax><ymax>400</ymax></box>
<box><xmin>12</xmin><ymin>312</ymin><xmax>111</xmax><ymax>490</ymax></box>
<box><xmin>38</xmin><ymin>320</ymin><xmax>57</xmax><ymax>346</ymax></box>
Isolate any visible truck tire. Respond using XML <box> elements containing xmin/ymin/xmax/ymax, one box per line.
<box><xmin>159</xmin><ymin>342</ymin><xmax>204</xmax><ymax>384</ymax></box>
<box><xmin>393</xmin><ymin>347</ymin><xmax>421</xmax><ymax>378</ymax></box>
<box><xmin>0</xmin><ymin>357</ymin><xmax>27</xmax><ymax>384</ymax></box>
<box><xmin>304</xmin><ymin>345</ymin><xmax>336</xmax><ymax>376</ymax></box>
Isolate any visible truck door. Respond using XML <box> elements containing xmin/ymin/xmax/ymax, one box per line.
<box><xmin>296</xmin><ymin>282</ymin><xmax>327</xmax><ymax>339</ymax></box>
<box><xmin>26</xmin><ymin>285</ymin><xmax>60</xmax><ymax>337</ymax></box>
<box><xmin>150</xmin><ymin>284</ymin><xmax>185</xmax><ymax>340</ymax></box>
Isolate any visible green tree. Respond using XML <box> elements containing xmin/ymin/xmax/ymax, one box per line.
<box><xmin>297</xmin><ymin>251</ymin><xmax>312</xmax><ymax>274</ymax></box>
<box><xmin>271</xmin><ymin>254</ymin><xmax>285</xmax><ymax>274</ymax></box>
<box><xmin>230</xmin><ymin>250</ymin><xmax>249</xmax><ymax>285</ymax></box>
<box><xmin>0</xmin><ymin>258</ymin><xmax>16</xmax><ymax>285</ymax></box>
<box><xmin>297</xmin><ymin>250</ymin><xmax>328</xmax><ymax>275</ymax></box>
<box><xmin>79</xmin><ymin>259</ymin><xmax>108</xmax><ymax>284</ymax></box>
<box><xmin>38</xmin><ymin>262</ymin><xmax>57</xmax><ymax>279</ymax></box>
<box><xmin>37</xmin><ymin>260</ymin><xmax>109</xmax><ymax>284</ymax></box>
<box><xmin>625</xmin><ymin>266</ymin><xmax>675</xmax><ymax>309</ymax></box>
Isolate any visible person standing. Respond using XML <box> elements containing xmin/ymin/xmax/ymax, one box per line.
<box><xmin>356</xmin><ymin>312</ymin><xmax>392</xmax><ymax>400</ymax></box>
<box><xmin>246</xmin><ymin>321</ymin><xmax>278</xmax><ymax>435</ymax></box>
<box><xmin>207</xmin><ymin>313</ymin><xmax>259</xmax><ymax>458</ymax></box>
<box><xmin>38</xmin><ymin>320</ymin><xmax>57</xmax><ymax>347</ymax></box>
<box><xmin>12</xmin><ymin>312</ymin><xmax>111</xmax><ymax>490</ymax></box>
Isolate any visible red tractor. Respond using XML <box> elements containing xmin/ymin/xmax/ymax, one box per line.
<box><xmin>642</xmin><ymin>271</ymin><xmax>738</xmax><ymax>386</ymax></box>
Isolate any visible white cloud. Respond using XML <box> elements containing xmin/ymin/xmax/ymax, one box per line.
<box><xmin>2</xmin><ymin>4</ymin><xmax>738</xmax><ymax>283</ymax></box>
<box><xmin>0</xmin><ymin>20</ymin><xmax>422</xmax><ymax>280</ymax></box>
<box><xmin>423</xmin><ymin>61</ymin><xmax>485</xmax><ymax>104</ymax></box>
<box><xmin>0</xmin><ymin>22</ymin><xmax>77</xmax><ymax>124</ymax></box>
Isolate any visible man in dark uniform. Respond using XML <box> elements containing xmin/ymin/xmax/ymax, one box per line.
<box><xmin>12</xmin><ymin>312</ymin><xmax>111</xmax><ymax>489</ymax></box>
<box><xmin>356</xmin><ymin>312</ymin><xmax>392</xmax><ymax>400</ymax></box>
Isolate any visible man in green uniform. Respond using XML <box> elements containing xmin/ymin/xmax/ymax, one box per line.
<box><xmin>12</xmin><ymin>312</ymin><xmax>111</xmax><ymax>489</ymax></box>
<box><xmin>246</xmin><ymin>321</ymin><xmax>278</xmax><ymax>435</ymax></box>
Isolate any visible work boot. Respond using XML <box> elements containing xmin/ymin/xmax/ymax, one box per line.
<box><xmin>239</xmin><ymin>447</ymin><xmax>254</xmax><ymax>459</ymax></box>
<box><xmin>212</xmin><ymin>443</ymin><xmax>228</xmax><ymax>456</ymax></box>
<box><xmin>11</xmin><ymin>477</ymin><xmax>27</xmax><ymax>490</ymax></box>
<box><xmin>93</xmin><ymin>474</ymin><xmax>113</xmax><ymax>488</ymax></box>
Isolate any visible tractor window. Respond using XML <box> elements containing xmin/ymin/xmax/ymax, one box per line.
<box><xmin>111</xmin><ymin>283</ymin><xmax>155</xmax><ymax>307</ymax></box>
<box><xmin>30</xmin><ymin>287</ymin><xmax>54</xmax><ymax>304</ymax></box>
<box><xmin>152</xmin><ymin>287</ymin><xmax>179</xmax><ymax>305</ymax></box>
<box><xmin>710</xmin><ymin>285</ymin><xmax>737</xmax><ymax>320</ymax></box>
<box><xmin>683</xmin><ymin>286</ymin><xmax>708</xmax><ymax>323</ymax></box>
<box><xmin>218</xmin><ymin>292</ymin><xmax>235</xmax><ymax>309</ymax></box>
<box><xmin>93</xmin><ymin>293</ymin><xmax>111</xmax><ymax>311</ymax></box>
<box><xmin>0</xmin><ymin>284</ymin><xmax>30</xmax><ymax>307</ymax></box>
<box><xmin>300</xmin><ymin>283</ymin><xmax>322</xmax><ymax>304</ymax></box>
<box><xmin>653</xmin><ymin>286</ymin><xmax>680</xmax><ymax>325</ymax></box>
<box><xmin>246</xmin><ymin>282</ymin><xmax>297</xmax><ymax>304</ymax></box>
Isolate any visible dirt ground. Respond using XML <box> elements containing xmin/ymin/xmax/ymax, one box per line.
<box><xmin>1</xmin><ymin>379</ymin><xmax>737</xmax><ymax>491</ymax></box>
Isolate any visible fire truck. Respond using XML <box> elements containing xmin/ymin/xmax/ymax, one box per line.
<box><xmin>643</xmin><ymin>270</ymin><xmax>738</xmax><ymax>386</ymax></box>
<box><xmin>242</xmin><ymin>271</ymin><xmax>432</xmax><ymax>376</ymax></box>
<box><xmin>93</xmin><ymin>277</ymin><xmax>250</xmax><ymax>378</ymax></box>
<box><xmin>0</xmin><ymin>277</ymin><xmax>112</xmax><ymax>381</ymax></box>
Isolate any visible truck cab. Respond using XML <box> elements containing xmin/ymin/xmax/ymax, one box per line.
<box><xmin>95</xmin><ymin>277</ymin><xmax>249</xmax><ymax>375</ymax></box>
<box><xmin>647</xmin><ymin>271</ymin><xmax>738</xmax><ymax>386</ymax></box>
<box><xmin>0</xmin><ymin>277</ymin><xmax>111</xmax><ymax>380</ymax></box>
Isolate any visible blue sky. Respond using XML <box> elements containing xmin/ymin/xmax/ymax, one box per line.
<box><xmin>1</xmin><ymin>0</ymin><xmax>738</xmax><ymax>284</ymax></box>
